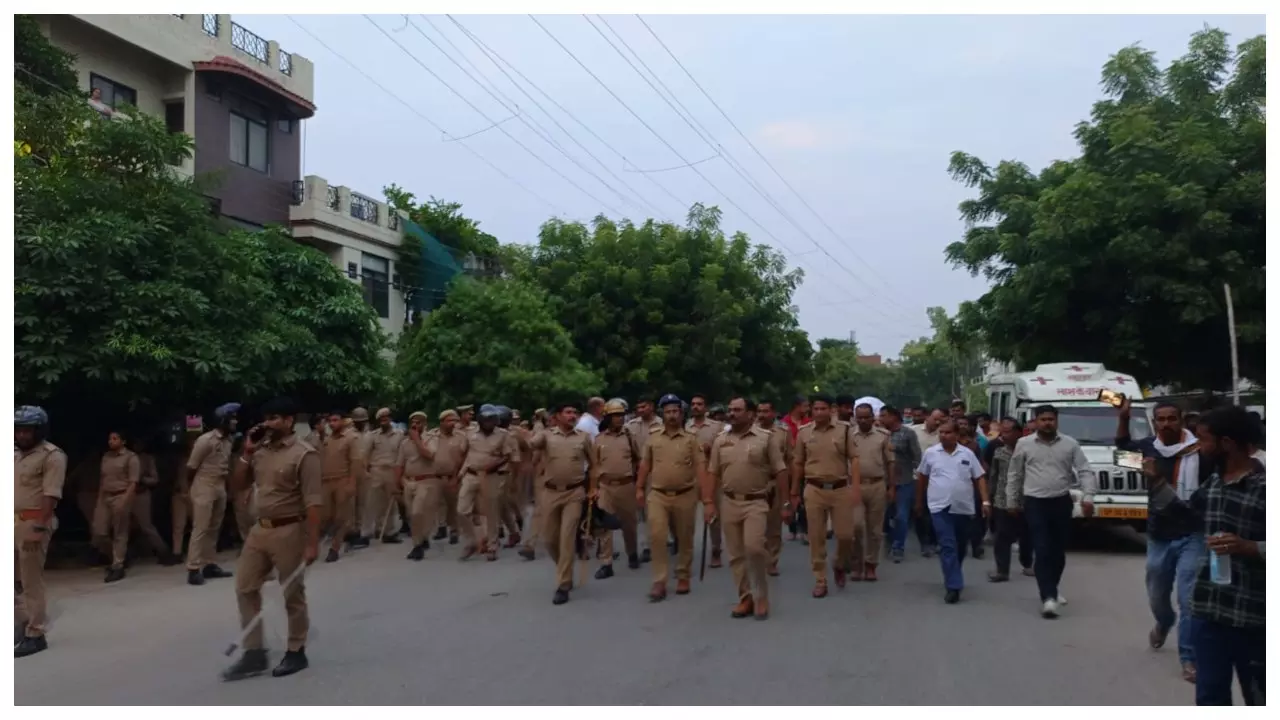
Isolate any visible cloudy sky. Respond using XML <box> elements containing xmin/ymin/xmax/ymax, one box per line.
<box><xmin>242</xmin><ymin>13</ymin><xmax>1265</xmax><ymax>356</ymax></box>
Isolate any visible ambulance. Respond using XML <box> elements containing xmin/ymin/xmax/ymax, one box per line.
<box><xmin>985</xmin><ymin>362</ymin><xmax>1154</xmax><ymax>529</ymax></box>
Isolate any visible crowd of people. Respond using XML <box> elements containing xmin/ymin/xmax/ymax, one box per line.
<box><xmin>13</xmin><ymin>391</ymin><xmax>1265</xmax><ymax>704</ymax></box>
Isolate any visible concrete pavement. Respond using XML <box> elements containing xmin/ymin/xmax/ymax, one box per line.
<box><xmin>16</xmin><ymin>523</ymin><xmax>1192</xmax><ymax>705</ymax></box>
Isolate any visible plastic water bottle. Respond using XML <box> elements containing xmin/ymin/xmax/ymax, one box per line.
<box><xmin>1210</xmin><ymin>532</ymin><xmax>1233</xmax><ymax>586</ymax></box>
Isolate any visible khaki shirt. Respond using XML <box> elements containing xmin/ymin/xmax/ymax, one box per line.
<box><xmin>795</xmin><ymin>422</ymin><xmax>857</xmax><ymax>482</ymax></box>
<box><xmin>14</xmin><ymin>442</ymin><xmax>67</xmax><ymax>510</ymax></box>
<box><xmin>850</xmin><ymin>426</ymin><xmax>893</xmax><ymax>481</ymax></box>
<box><xmin>100</xmin><ymin>448</ymin><xmax>140</xmax><ymax>494</ymax></box>
<box><xmin>303</xmin><ymin>430</ymin><xmax>324</xmax><ymax>449</ymax></box>
<box><xmin>642</xmin><ymin>427</ymin><xmax>704</xmax><ymax>492</ymax></box>
<box><xmin>321</xmin><ymin>429</ymin><xmax>363</xmax><ymax>481</ymax></box>
<box><xmin>248</xmin><ymin>434</ymin><xmax>323</xmax><ymax>519</ymax></box>
<box><xmin>367</xmin><ymin>428</ymin><xmax>405</xmax><ymax>470</ymax></box>
<box><xmin>463</xmin><ymin>428</ymin><xmax>519</xmax><ymax>476</ymax></box>
<box><xmin>710</xmin><ymin>427</ymin><xmax>786</xmax><ymax>495</ymax></box>
<box><xmin>428</xmin><ymin>429</ymin><xmax>469</xmax><ymax>478</ymax></box>
<box><xmin>137</xmin><ymin>453</ymin><xmax>159</xmax><ymax>489</ymax></box>
<box><xmin>758</xmin><ymin>423</ymin><xmax>792</xmax><ymax>485</ymax></box>
<box><xmin>530</xmin><ymin>426</ymin><xmax>593</xmax><ymax>488</ymax></box>
<box><xmin>685</xmin><ymin>418</ymin><xmax>725</xmax><ymax>456</ymax></box>
<box><xmin>625</xmin><ymin>415</ymin><xmax>662</xmax><ymax>456</ymax></box>
<box><xmin>186</xmin><ymin>429</ymin><xmax>232</xmax><ymax>489</ymax></box>
<box><xmin>397</xmin><ymin>434</ymin><xmax>433</xmax><ymax>478</ymax></box>
<box><xmin>594</xmin><ymin>430</ymin><xmax>635</xmax><ymax>482</ymax></box>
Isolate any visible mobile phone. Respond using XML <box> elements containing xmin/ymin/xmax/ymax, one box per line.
<box><xmin>248</xmin><ymin>425</ymin><xmax>267</xmax><ymax>443</ymax></box>
<box><xmin>1098</xmin><ymin>389</ymin><xmax>1127</xmax><ymax>407</ymax></box>
<box><xmin>1114</xmin><ymin>450</ymin><xmax>1143</xmax><ymax>470</ymax></box>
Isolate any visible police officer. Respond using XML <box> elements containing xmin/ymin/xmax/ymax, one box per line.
<box><xmin>594</xmin><ymin>400</ymin><xmax>639</xmax><ymax>578</ymax></box>
<box><xmin>397</xmin><ymin>411</ymin><xmax>435</xmax><ymax>560</ymax></box>
<box><xmin>755</xmin><ymin>400</ymin><xmax>791</xmax><ymax>576</ymax></box>
<box><xmin>364</xmin><ymin>408</ymin><xmax>405</xmax><ymax>544</ymax></box>
<box><xmin>457</xmin><ymin>404</ymin><xmax>518</xmax><ymax>561</ymax></box>
<box><xmin>686</xmin><ymin>394</ymin><xmax>725</xmax><ymax>567</ymax></box>
<box><xmin>518</xmin><ymin>411</ymin><xmax>548</xmax><ymax>561</ymax></box>
<box><xmin>495</xmin><ymin>406</ymin><xmax>524</xmax><ymax>546</ymax></box>
<box><xmin>15</xmin><ymin>406</ymin><xmax>67</xmax><ymax>658</ymax></box>
<box><xmin>184</xmin><ymin>403</ymin><xmax>239</xmax><ymax>585</ymax></box>
<box><xmin>850</xmin><ymin>402</ymin><xmax>893</xmax><ymax>581</ymax></box>
<box><xmin>625</xmin><ymin>398</ymin><xmax>661</xmax><ymax>563</ymax></box>
<box><xmin>94</xmin><ymin>430</ymin><xmax>140</xmax><ymax>583</ymax></box>
<box><xmin>347</xmin><ymin>407</ymin><xmax>373</xmax><ymax>548</ymax></box>
<box><xmin>320</xmin><ymin>410</ymin><xmax>364</xmax><ymax>562</ymax></box>
<box><xmin>222</xmin><ymin>397</ymin><xmax>321</xmax><ymax>681</ymax></box>
<box><xmin>709</xmin><ymin>397</ymin><xmax>788</xmax><ymax>619</ymax></box>
<box><xmin>637</xmin><ymin>394</ymin><xmax>703</xmax><ymax>601</ymax></box>
<box><xmin>792</xmin><ymin>393</ymin><xmax>862</xmax><ymax>597</ymax></box>
<box><xmin>528</xmin><ymin>400</ymin><xmax>596</xmax><ymax>604</ymax></box>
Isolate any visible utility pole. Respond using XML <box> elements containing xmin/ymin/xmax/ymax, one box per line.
<box><xmin>1224</xmin><ymin>283</ymin><xmax>1241</xmax><ymax>406</ymax></box>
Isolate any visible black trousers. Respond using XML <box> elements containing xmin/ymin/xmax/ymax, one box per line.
<box><xmin>992</xmin><ymin>507</ymin><xmax>1033</xmax><ymax>576</ymax></box>
<box><xmin>787</xmin><ymin>498</ymin><xmax>808</xmax><ymax>535</ymax></box>
<box><xmin>1024</xmin><ymin>494</ymin><xmax>1073</xmax><ymax>601</ymax></box>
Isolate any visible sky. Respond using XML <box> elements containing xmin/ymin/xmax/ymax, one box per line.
<box><xmin>240</xmin><ymin>13</ymin><xmax>1266</xmax><ymax>357</ymax></box>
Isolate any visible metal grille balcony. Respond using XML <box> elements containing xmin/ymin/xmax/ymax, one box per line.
<box><xmin>350</xmin><ymin>194</ymin><xmax>379</xmax><ymax>224</ymax></box>
<box><xmin>326</xmin><ymin>186</ymin><xmax>340</xmax><ymax>210</ymax></box>
<box><xmin>389</xmin><ymin>212</ymin><xmax>400</xmax><ymax>231</ymax></box>
<box><xmin>201</xmin><ymin>14</ymin><xmax>219</xmax><ymax>37</ymax></box>
<box><xmin>231</xmin><ymin>21</ymin><xmax>268</xmax><ymax>63</ymax></box>
<box><xmin>290</xmin><ymin>180</ymin><xmax>305</xmax><ymax>206</ymax></box>
<box><xmin>279</xmin><ymin>50</ymin><xmax>293</xmax><ymax>76</ymax></box>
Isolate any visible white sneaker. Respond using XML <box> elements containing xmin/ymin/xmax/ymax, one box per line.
<box><xmin>1056</xmin><ymin>593</ymin><xmax>1067</xmax><ymax>605</ymax></box>
<box><xmin>1041</xmin><ymin>598</ymin><xmax>1060</xmax><ymax>618</ymax></box>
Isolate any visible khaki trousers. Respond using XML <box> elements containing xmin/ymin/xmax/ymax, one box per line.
<box><xmin>457</xmin><ymin>473</ymin><xmax>487</xmax><ymax>549</ymax></box>
<box><xmin>186</xmin><ymin>480</ymin><xmax>227</xmax><ymax>570</ymax></box>
<box><xmin>598</xmin><ymin>480</ymin><xmax>638</xmax><ymax>563</ymax></box>
<box><xmin>15</xmin><ymin>516</ymin><xmax>52</xmax><ymax>637</ymax></box>
<box><xmin>522</xmin><ymin>480</ymin><xmax>545</xmax><ymax>551</ymax></box>
<box><xmin>233</xmin><ymin>487</ymin><xmax>256</xmax><ymax>542</ymax></box>
<box><xmin>541</xmin><ymin>485</ymin><xmax>585</xmax><ymax>589</ymax></box>
<box><xmin>851</xmin><ymin>480</ymin><xmax>888</xmax><ymax>565</ymax></box>
<box><xmin>646</xmin><ymin>488</ymin><xmax>697</xmax><ymax>584</ymax></box>
<box><xmin>91</xmin><ymin>491</ymin><xmax>131</xmax><ymax>568</ymax></box>
<box><xmin>403</xmin><ymin>477</ymin><xmax>443</xmax><ymax>546</ymax></box>
<box><xmin>722</xmin><ymin>495</ymin><xmax>770</xmax><ymax>604</ymax></box>
<box><xmin>495</xmin><ymin>473</ymin><xmax>520</xmax><ymax>541</ymax></box>
<box><xmin>320</xmin><ymin>477</ymin><xmax>353</xmax><ymax>548</ymax></box>
<box><xmin>803</xmin><ymin>482</ymin><xmax>855</xmax><ymax>583</ymax></box>
<box><xmin>766</xmin><ymin>482</ymin><xmax>784</xmax><ymax>568</ymax></box>
<box><xmin>129</xmin><ymin>490</ymin><xmax>170</xmax><ymax>557</ymax></box>
<box><xmin>234</xmin><ymin>522</ymin><xmax>308</xmax><ymax>652</ymax></box>
<box><xmin>437</xmin><ymin>482</ymin><xmax>459</xmax><ymax>532</ymax></box>
<box><xmin>171</xmin><ymin>487</ymin><xmax>191</xmax><ymax>556</ymax></box>
<box><xmin>353</xmin><ymin>471</ymin><xmax>371</xmax><ymax>537</ymax></box>
<box><xmin>363</xmin><ymin>467</ymin><xmax>401</xmax><ymax>539</ymax></box>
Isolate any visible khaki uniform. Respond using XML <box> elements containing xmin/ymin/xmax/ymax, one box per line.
<box><xmin>129</xmin><ymin>452</ymin><xmax>169</xmax><ymax>558</ymax></box>
<box><xmin>850</xmin><ymin>426</ymin><xmax>893</xmax><ymax>566</ymax></box>
<box><xmin>364</xmin><ymin>428</ymin><xmax>405</xmax><ymax>539</ymax></box>
<box><xmin>185</xmin><ymin>430</ymin><xmax>232</xmax><ymax>570</ymax></box>
<box><xmin>235</xmin><ymin>435</ymin><xmax>322</xmax><ymax>652</ymax></box>
<box><xmin>521</xmin><ymin>426</ymin><xmax>547</xmax><ymax>552</ymax></box>
<box><xmin>504</xmin><ymin>426</ymin><xmax>533</xmax><ymax>540</ymax></box>
<box><xmin>530</xmin><ymin>427</ymin><xmax>594</xmax><ymax>589</ymax></box>
<box><xmin>641</xmin><ymin>427</ymin><xmax>704</xmax><ymax>586</ymax></box>
<box><xmin>433</xmin><ymin>429</ymin><xmax>468</xmax><ymax>536</ymax></box>
<box><xmin>353</xmin><ymin>428</ymin><xmax>375</xmax><ymax>537</ymax></box>
<box><xmin>15</xmin><ymin>441</ymin><xmax>67</xmax><ymax>639</ymax></box>
<box><xmin>758</xmin><ymin>423</ymin><xmax>791</xmax><ymax>569</ymax></box>
<box><xmin>397</xmin><ymin>433</ymin><xmax>434</xmax><ymax>546</ymax></box>
<box><xmin>686</xmin><ymin>418</ymin><xmax>725</xmax><ymax>554</ymax></box>
<box><xmin>709</xmin><ymin>427</ymin><xmax>787</xmax><ymax>605</ymax></box>
<box><xmin>171</xmin><ymin>446</ymin><xmax>192</xmax><ymax>556</ymax></box>
<box><xmin>94</xmin><ymin>448</ymin><xmax>140</xmax><ymax>568</ymax></box>
<box><xmin>319</xmin><ymin>429</ymin><xmax>364</xmax><ymax>545</ymax></box>
<box><xmin>593</xmin><ymin>429</ymin><xmax>637</xmax><ymax>563</ymax></box>
<box><xmin>459</xmin><ymin>428</ymin><xmax>520</xmax><ymax>551</ymax></box>
<box><xmin>794</xmin><ymin>422</ymin><xmax>858</xmax><ymax>584</ymax></box>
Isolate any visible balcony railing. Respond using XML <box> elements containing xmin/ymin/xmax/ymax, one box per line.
<box><xmin>279</xmin><ymin>50</ymin><xmax>293</xmax><ymax>76</ymax></box>
<box><xmin>388</xmin><ymin>212</ymin><xmax>399</xmax><ymax>231</ymax></box>
<box><xmin>350</xmin><ymin>194</ymin><xmax>379</xmax><ymax>224</ymax></box>
<box><xmin>201</xmin><ymin>14</ymin><xmax>219</xmax><ymax>37</ymax></box>
<box><xmin>291</xmin><ymin>179</ymin><xmax>305</xmax><ymax>205</ymax></box>
<box><xmin>230</xmin><ymin>21</ymin><xmax>269</xmax><ymax>63</ymax></box>
<box><xmin>325</xmin><ymin>186</ymin><xmax>340</xmax><ymax>211</ymax></box>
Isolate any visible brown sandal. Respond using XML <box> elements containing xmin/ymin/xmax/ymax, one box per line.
<box><xmin>812</xmin><ymin>582</ymin><xmax>828</xmax><ymax>598</ymax></box>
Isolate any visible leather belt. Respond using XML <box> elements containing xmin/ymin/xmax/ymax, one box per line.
<box><xmin>321</xmin><ymin>476</ymin><xmax>349</xmax><ymax>483</ymax></box>
<box><xmin>651</xmin><ymin>485</ymin><xmax>695</xmax><ymax>496</ymax></box>
<box><xmin>406</xmin><ymin>474</ymin><xmax>434</xmax><ymax>481</ymax></box>
<box><xmin>806</xmin><ymin>478</ymin><xmax>848</xmax><ymax>490</ymax></box>
<box><xmin>257</xmin><ymin>515</ymin><xmax>302</xmax><ymax>529</ymax></box>
<box><xmin>724</xmin><ymin>489</ymin><xmax>772</xmax><ymax>502</ymax></box>
<box><xmin>544</xmin><ymin>480</ymin><xmax>585</xmax><ymax>492</ymax></box>
<box><xmin>860</xmin><ymin>476</ymin><xmax>885</xmax><ymax>484</ymax></box>
<box><xmin>601</xmin><ymin>476</ymin><xmax>634</xmax><ymax>486</ymax></box>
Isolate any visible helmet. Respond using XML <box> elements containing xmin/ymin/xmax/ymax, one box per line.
<box><xmin>608</xmin><ymin>397</ymin><xmax>629</xmax><ymax>413</ymax></box>
<box><xmin>710</xmin><ymin>403</ymin><xmax>727</xmax><ymax>415</ymax></box>
<box><xmin>15</xmin><ymin>405</ymin><xmax>49</xmax><ymax>427</ymax></box>
<box><xmin>658</xmin><ymin>394</ymin><xmax>682</xmax><ymax>408</ymax></box>
<box><xmin>351</xmin><ymin>407</ymin><xmax>370</xmax><ymax>422</ymax></box>
<box><xmin>214</xmin><ymin>402</ymin><xmax>241</xmax><ymax>419</ymax></box>
<box><xmin>603</xmin><ymin>400</ymin><xmax>627</xmax><ymax>415</ymax></box>
<box><xmin>495</xmin><ymin>405</ymin><xmax>513</xmax><ymax>423</ymax></box>
<box><xmin>479</xmin><ymin>403</ymin><xmax>500</xmax><ymax>419</ymax></box>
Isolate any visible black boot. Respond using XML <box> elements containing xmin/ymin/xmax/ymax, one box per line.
<box><xmin>406</xmin><ymin>543</ymin><xmax>425</xmax><ymax>561</ymax></box>
<box><xmin>594</xmin><ymin>564</ymin><xmax>614</xmax><ymax>580</ymax></box>
<box><xmin>381</xmin><ymin>534</ymin><xmax>402</xmax><ymax>544</ymax></box>
<box><xmin>433</xmin><ymin>527</ymin><xmax>448</xmax><ymax>540</ymax></box>
<box><xmin>448</xmin><ymin>532</ymin><xmax>459</xmax><ymax>545</ymax></box>
<box><xmin>325</xmin><ymin>548</ymin><xmax>340</xmax><ymax>563</ymax></box>
<box><xmin>552</xmin><ymin>588</ymin><xmax>570</xmax><ymax>605</ymax></box>
<box><xmin>348</xmin><ymin>536</ymin><xmax>371</xmax><ymax>549</ymax></box>
<box><xmin>399</xmin><ymin>520</ymin><xmax>412</xmax><ymax>536</ymax></box>
<box><xmin>641</xmin><ymin>547</ymin><xmax>651</xmax><ymax>563</ymax></box>
<box><xmin>272</xmin><ymin>648</ymin><xmax>309</xmax><ymax>677</ymax></box>
<box><xmin>221</xmin><ymin>648</ymin><xmax>269</xmax><ymax>681</ymax></box>
<box><xmin>203</xmin><ymin>564</ymin><xmax>233</xmax><ymax>579</ymax></box>
<box><xmin>158</xmin><ymin>551</ymin><xmax>181</xmax><ymax>567</ymax></box>
<box><xmin>15</xmin><ymin>634</ymin><xmax>48</xmax><ymax>658</ymax></box>
<box><xmin>518</xmin><ymin>546</ymin><xmax>535</xmax><ymax>561</ymax></box>
<box><xmin>104</xmin><ymin>567</ymin><xmax>126</xmax><ymax>583</ymax></box>
<box><xmin>187</xmin><ymin>569</ymin><xmax>205</xmax><ymax>586</ymax></box>
<box><xmin>628</xmin><ymin>553</ymin><xmax>641</xmax><ymax>570</ymax></box>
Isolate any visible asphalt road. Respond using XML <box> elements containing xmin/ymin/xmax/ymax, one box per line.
<box><xmin>16</xmin><ymin>522</ymin><xmax>1192</xmax><ymax>705</ymax></box>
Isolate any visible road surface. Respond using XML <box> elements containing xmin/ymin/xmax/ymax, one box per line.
<box><xmin>16</xmin><ymin>523</ymin><xmax>1192</xmax><ymax>705</ymax></box>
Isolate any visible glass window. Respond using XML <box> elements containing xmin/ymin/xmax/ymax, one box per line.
<box><xmin>229</xmin><ymin>111</ymin><xmax>268</xmax><ymax>173</ymax></box>
<box><xmin>361</xmin><ymin>254</ymin><xmax>390</xmax><ymax>319</ymax></box>
<box><xmin>1052</xmin><ymin>406</ymin><xmax>1152</xmax><ymax>445</ymax></box>
<box><xmin>89</xmin><ymin>73</ymin><xmax>137</xmax><ymax>109</ymax></box>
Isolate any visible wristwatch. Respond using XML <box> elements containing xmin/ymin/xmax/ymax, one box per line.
<box><xmin>782</xmin><ymin>502</ymin><xmax>792</xmax><ymax>509</ymax></box>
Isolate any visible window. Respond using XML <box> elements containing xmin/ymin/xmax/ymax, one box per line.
<box><xmin>164</xmin><ymin>101</ymin><xmax>184</xmax><ymax>134</ymax></box>
<box><xmin>361</xmin><ymin>254</ymin><xmax>390</xmax><ymax>319</ymax></box>
<box><xmin>89</xmin><ymin>73</ymin><xmax>137</xmax><ymax>110</ymax></box>
<box><xmin>229</xmin><ymin>111</ymin><xmax>269</xmax><ymax>173</ymax></box>
<box><xmin>276</xmin><ymin>117</ymin><xmax>292</xmax><ymax>134</ymax></box>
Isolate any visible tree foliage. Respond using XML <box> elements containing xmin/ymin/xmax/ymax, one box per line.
<box><xmin>511</xmin><ymin>204</ymin><xmax>812</xmax><ymax>401</ymax></box>
<box><xmin>394</xmin><ymin>279</ymin><xmax>601</xmax><ymax>412</ymax></box>
<box><xmin>14</xmin><ymin>25</ymin><xmax>387</xmax><ymax>418</ymax></box>
<box><xmin>384</xmin><ymin>183</ymin><xmax>501</xmax><ymax>259</ymax></box>
<box><xmin>945</xmin><ymin>28</ymin><xmax>1265</xmax><ymax>389</ymax></box>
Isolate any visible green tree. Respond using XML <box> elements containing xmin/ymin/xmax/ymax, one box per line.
<box><xmin>384</xmin><ymin>184</ymin><xmax>500</xmax><ymax>259</ymax></box>
<box><xmin>15</xmin><ymin>15</ymin><xmax>78</xmax><ymax>97</ymax></box>
<box><xmin>394</xmin><ymin>278</ymin><xmax>602</xmax><ymax>413</ymax></box>
<box><xmin>514</xmin><ymin>204</ymin><xmax>812</xmax><ymax>401</ymax></box>
<box><xmin>945</xmin><ymin>28</ymin><xmax>1265</xmax><ymax>390</ymax></box>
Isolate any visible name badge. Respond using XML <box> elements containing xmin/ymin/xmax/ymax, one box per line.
<box><xmin>961</xmin><ymin>459</ymin><xmax>971</xmax><ymax>466</ymax></box>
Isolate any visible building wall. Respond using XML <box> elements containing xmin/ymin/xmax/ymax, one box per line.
<box><xmin>193</xmin><ymin>74</ymin><xmax>301</xmax><ymax>228</ymax></box>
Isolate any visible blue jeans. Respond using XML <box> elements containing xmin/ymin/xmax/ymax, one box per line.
<box><xmin>1193</xmin><ymin>619</ymin><xmax>1265</xmax><ymax>705</ymax></box>
<box><xmin>929</xmin><ymin>508</ymin><xmax>971</xmax><ymax>591</ymax></box>
<box><xmin>891</xmin><ymin>482</ymin><xmax>930</xmax><ymax>552</ymax></box>
<box><xmin>1145</xmin><ymin>533</ymin><xmax>1205</xmax><ymax>665</ymax></box>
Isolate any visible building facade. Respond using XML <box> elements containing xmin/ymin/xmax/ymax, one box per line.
<box><xmin>38</xmin><ymin>14</ymin><xmax>315</xmax><ymax>228</ymax></box>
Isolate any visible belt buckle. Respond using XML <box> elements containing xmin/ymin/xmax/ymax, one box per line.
<box><xmin>260</xmin><ymin>517</ymin><xmax>275</xmax><ymax>529</ymax></box>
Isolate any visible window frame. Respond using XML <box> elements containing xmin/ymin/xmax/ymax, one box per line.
<box><xmin>89</xmin><ymin>73</ymin><xmax>137</xmax><ymax>110</ymax></box>
<box><xmin>361</xmin><ymin>253</ymin><xmax>391</xmax><ymax>319</ymax></box>
<box><xmin>229</xmin><ymin>110</ymin><xmax>269</xmax><ymax>173</ymax></box>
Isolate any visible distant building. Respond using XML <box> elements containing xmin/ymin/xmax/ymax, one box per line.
<box><xmin>856</xmin><ymin>354</ymin><xmax>882</xmax><ymax>366</ymax></box>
